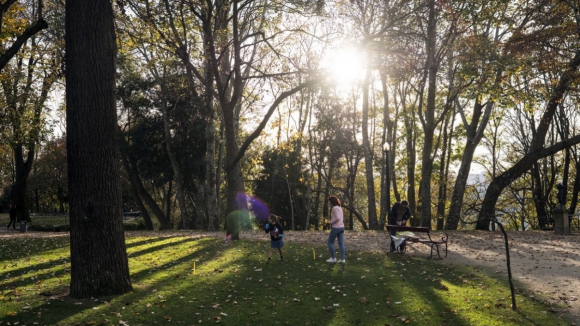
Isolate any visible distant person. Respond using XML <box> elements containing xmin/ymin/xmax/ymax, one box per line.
<box><xmin>388</xmin><ymin>200</ymin><xmax>411</xmax><ymax>252</ymax></box>
<box><xmin>7</xmin><ymin>204</ymin><xmax>17</xmax><ymax>229</ymax></box>
<box><xmin>326</xmin><ymin>196</ymin><xmax>345</xmax><ymax>263</ymax></box>
<box><xmin>264</xmin><ymin>214</ymin><xmax>284</xmax><ymax>263</ymax></box>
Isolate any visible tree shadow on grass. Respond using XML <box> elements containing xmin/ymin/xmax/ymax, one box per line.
<box><xmin>0</xmin><ymin>237</ymin><xmax>568</xmax><ymax>326</ymax></box>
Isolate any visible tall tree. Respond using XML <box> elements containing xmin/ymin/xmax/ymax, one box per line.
<box><xmin>120</xmin><ymin>0</ymin><xmax>325</xmax><ymax>238</ymax></box>
<box><xmin>0</xmin><ymin>0</ymin><xmax>58</xmax><ymax>222</ymax></box>
<box><xmin>476</xmin><ymin>1</ymin><xmax>580</xmax><ymax>230</ymax></box>
<box><xmin>417</xmin><ymin>0</ymin><xmax>460</xmax><ymax>229</ymax></box>
<box><xmin>66</xmin><ymin>0</ymin><xmax>132</xmax><ymax>297</ymax></box>
<box><xmin>445</xmin><ymin>0</ymin><xmax>530</xmax><ymax>230</ymax></box>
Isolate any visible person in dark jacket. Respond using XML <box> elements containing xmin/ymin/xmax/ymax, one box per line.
<box><xmin>389</xmin><ymin>200</ymin><xmax>411</xmax><ymax>226</ymax></box>
<box><xmin>388</xmin><ymin>200</ymin><xmax>411</xmax><ymax>252</ymax></box>
<box><xmin>264</xmin><ymin>214</ymin><xmax>284</xmax><ymax>263</ymax></box>
<box><xmin>7</xmin><ymin>204</ymin><xmax>17</xmax><ymax>229</ymax></box>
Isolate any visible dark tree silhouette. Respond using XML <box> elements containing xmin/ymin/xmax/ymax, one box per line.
<box><xmin>66</xmin><ymin>0</ymin><xmax>132</xmax><ymax>297</ymax></box>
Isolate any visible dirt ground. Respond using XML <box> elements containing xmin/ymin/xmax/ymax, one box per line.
<box><xmin>2</xmin><ymin>228</ymin><xmax>579</xmax><ymax>324</ymax></box>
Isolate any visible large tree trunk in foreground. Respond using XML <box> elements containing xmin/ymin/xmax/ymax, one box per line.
<box><xmin>66</xmin><ymin>0</ymin><xmax>132</xmax><ymax>298</ymax></box>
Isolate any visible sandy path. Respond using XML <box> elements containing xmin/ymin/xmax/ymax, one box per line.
<box><xmin>3</xmin><ymin>229</ymin><xmax>579</xmax><ymax>324</ymax></box>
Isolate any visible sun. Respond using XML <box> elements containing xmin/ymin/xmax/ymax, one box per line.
<box><xmin>323</xmin><ymin>46</ymin><xmax>367</xmax><ymax>87</ymax></box>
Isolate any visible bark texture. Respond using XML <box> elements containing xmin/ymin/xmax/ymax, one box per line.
<box><xmin>66</xmin><ymin>0</ymin><xmax>132</xmax><ymax>298</ymax></box>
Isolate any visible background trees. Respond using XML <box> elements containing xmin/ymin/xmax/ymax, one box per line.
<box><xmin>0</xmin><ymin>0</ymin><xmax>56</xmax><ymax>221</ymax></box>
<box><xmin>1</xmin><ymin>0</ymin><xmax>580</xmax><ymax>235</ymax></box>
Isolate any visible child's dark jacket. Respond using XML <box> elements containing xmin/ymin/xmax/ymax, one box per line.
<box><xmin>264</xmin><ymin>222</ymin><xmax>284</xmax><ymax>241</ymax></box>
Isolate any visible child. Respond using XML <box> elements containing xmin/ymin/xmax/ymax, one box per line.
<box><xmin>264</xmin><ymin>214</ymin><xmax>284</xmax><ymax>263</ymax></box>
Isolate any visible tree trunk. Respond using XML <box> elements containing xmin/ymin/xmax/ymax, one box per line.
<box><xmin>12</xmin><ymin>145</ymin><xmax>34</xmax><ymax>222</ymax></box>
<box><xmin>165</xmin><ymin>179</ymin><xmax>173</xmax><ymax>222</ymax></box>
<box><xmin>205</xmin><ymin>113</ymin><xmax>218</xmax><ymax>230</ymax></box>
<box><xmin>445</xmin><ymin>100</ymin><xmax>492</xmax><ymax>230</ymax></box>
<box><xmin>216</xmin><ymin>125</ymin><xmax>225</xmax><ymax>229</ymax></box>
<box><xmin>402</xmin><ymin>90</ymin><xmax>418</xmax><ymax>225</ymax></box>
<box><xmin>224</xmin><ymin>160</ymin><xmax>245</xmax><ymax>239</ymax></box>
<box><xmin>313</xmin><ymin>168</ymin><xmax>323</xmax><ymax>230</ymax></box>
<box><xmin>477</xmin><ymin>48</ymin><xmax>580</xmax><ymax>230</ymax></box>
<box><xmin>419</xmin><ymin>0</ymin><xmax>438</xmax><ymax>229</ymax></box>
<box><xmin>323</xmin><ymin>157</ymin><xmax>335</xmax><ymax>230</ymax></box>
<box><xmin>304</xmin><ymin>185</ymin><xmax>312</xmax><ymax>230</ymax></box>
<box><xmin>361</xmin><ymin>69</ymin><xmax>379</xmax><ymax>229</ymax></box>
<box><xmin>436</xmin><ymin>113</ymin><xmax>452</xmax><ymax>230</ymax></box>
<box><xmin>119</xmin><ymin>131</ymin><xmax>172</xmax><ymax>229</ymax></box>
<box><xmin>223</xmin><ymin>100</ymin><xmax>246</xmax><ymax>239</ymax></box>
<box><xmin>58</xmin><ymin>185</ymin><xmax>66</xmax><ymax>213</ymax></box>
<box><xmin>66</xmin><ymin>0</ymin><xmax>132</xmax><ymax>298</ymax></box>
<box><xmin>477</xmin><ymin>134</ymin><xmax>580</xmax><ymax>230</ymax></box>
<box><xmin>531</xmin><ymin>163</ymin><xmax>549</xmax><ymax>228</ymax></box>
<box><xmin>162</xmin><ymin>106</ymin><xmax>190</xmax><ymax>229</ymax></box>
<box><xmin>119</xmin><ymin>148</ymin><xmax>154</xmax><ymax>230</ymax></box>
<box><xmin>195</xmin><ymin>182</ymin><xmax>206</xmax><ymax>229</ymax></box>
<box><xmin>569</xmin><ymin>156</ymin><xmax>580</xmax><ymax>216</ymax></box>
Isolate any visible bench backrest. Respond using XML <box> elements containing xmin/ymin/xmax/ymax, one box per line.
<box><xmin>386</xmin><ymin>225</ymin><xmax>430</xmax><ymax>233</ymax></box>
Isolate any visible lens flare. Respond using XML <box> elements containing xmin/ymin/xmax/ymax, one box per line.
<box><xmin>235</xmin><ymin>192</ymin><xmax>271</xmax><ymax>221</ymax></box>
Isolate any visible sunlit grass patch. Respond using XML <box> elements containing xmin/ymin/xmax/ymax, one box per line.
<box><xmin>0</xmin><ymin>234</ymin><xmax>569</xmax><ymax>325</ymax></box>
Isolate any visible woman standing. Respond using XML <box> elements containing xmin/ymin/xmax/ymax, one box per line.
<box><xmin>326</xmin><ymin>196</ymin><xmax>345</xmax><ymax>263</ymax></box>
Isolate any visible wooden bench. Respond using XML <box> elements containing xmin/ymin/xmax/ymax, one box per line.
<box><xmin>123</xmin><ymin>211</ymin><xmax>141</xmax><ymax>219</ymax></box>
<box><xmin>386</xmin><ymin>225</ymin><xmax>448</xmax><ymax>259</ymax></box>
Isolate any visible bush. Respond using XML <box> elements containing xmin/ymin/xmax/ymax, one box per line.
<box><xmin>123</xmin><ymin>219</ymin><xmax>146</xmax><ymax>231</ymax></box>
<box><xmin>28</xmin><ymin>224</ymin><xmax>70</xmax><ymax>232</ymax></box>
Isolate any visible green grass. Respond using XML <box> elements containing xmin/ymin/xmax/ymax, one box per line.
<box><xmin>0</xmin><ymin>233</ymin><xmax>569</xmax><ymax>326</ymax></box>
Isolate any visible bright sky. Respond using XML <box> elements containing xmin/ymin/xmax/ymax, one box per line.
<box><xmin>322</xmin><ymin>45</ymin><xmax>367</xmax><ymax>87</ymax></box>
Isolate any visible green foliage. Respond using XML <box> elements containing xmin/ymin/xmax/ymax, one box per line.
<box><xmin>27</xmin><ymin>137</ymin><xmax>68</xmax><ymax>213</ymax></box>
<box><xmin>0</xmin><ymin>233</ymin><xmax>568</xmax><ymax>325</ymax></box>
<box><xmin>253</xmin><ymin>139</ymin><xmax>310</xmax><ymax>230</ymax></box>
<box><xmin>117</xmin><ymin>62</ymin><xmax>208</xmax><ymax>224</ymax></box>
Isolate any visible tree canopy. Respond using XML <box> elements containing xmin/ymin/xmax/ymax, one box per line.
<box><xmin>1</xmin><ymin>0</ymin><xmax>580</xmax><ymax>235</ymax></box>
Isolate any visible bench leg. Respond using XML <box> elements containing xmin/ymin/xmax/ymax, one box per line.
<box><xmin>428</xmin><ymin>243</ymin><xmax>443</xmax><ymax>260</ymax></box>
<box><xmin>429</xmin><ymin>244</ymin><xmax>435</xmax><ymax>260</ymax></box>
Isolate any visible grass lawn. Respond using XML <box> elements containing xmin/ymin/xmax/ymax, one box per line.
<box><xmin>0</xmin><ymin>231</ymin><xmax>569</xmax><ymax>326</ymax></box>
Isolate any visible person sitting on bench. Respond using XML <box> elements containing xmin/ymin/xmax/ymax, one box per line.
<box><xmin>388</xmin><ymin>200</ymin><xmax>411</xmax><ymax>252</ymax></box>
